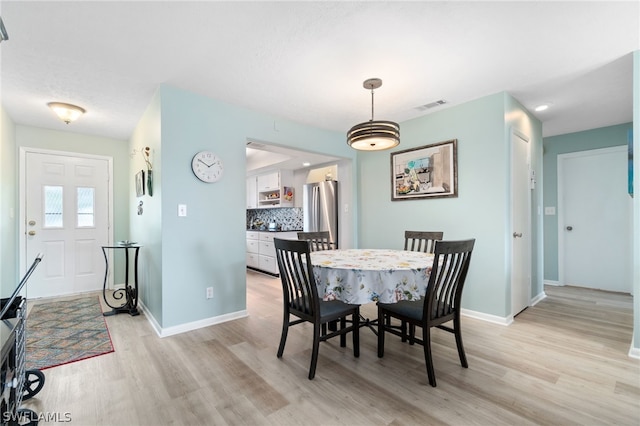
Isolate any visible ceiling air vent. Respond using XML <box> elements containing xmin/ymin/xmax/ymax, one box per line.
<box><xmin>416</xmin><ymin>99</ymin><xmax>447</xmax><ymax>111</ymax></box>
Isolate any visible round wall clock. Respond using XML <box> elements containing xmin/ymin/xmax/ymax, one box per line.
<box><xmin>191</xmin><ymin>151</ymin><xmax>224</xmax><ymax>183</ymax></box>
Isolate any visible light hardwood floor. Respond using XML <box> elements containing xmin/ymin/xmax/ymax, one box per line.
<box><xmin>22</xmin><ymin>271</ymin><xmax>639</xmax><ymax>425</ymax></box>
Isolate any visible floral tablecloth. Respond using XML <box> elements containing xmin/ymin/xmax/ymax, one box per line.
<box><xmin>310</xmin><ymin>249</ymin><xmax>434</xmax><ymax>304</ymax></box>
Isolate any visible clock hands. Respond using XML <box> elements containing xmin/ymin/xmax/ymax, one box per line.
<box><xmin>198</xmin><ymin>158</ymin><xmax>213</xmax><ymax>168</ymax></box>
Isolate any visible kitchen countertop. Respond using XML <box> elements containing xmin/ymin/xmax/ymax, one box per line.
<box><xmin>247</xmin><ymin>229</ymin><xmax>303</xmax><ymax>232</ymax></box>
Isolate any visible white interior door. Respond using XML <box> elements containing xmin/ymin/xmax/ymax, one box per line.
<box><xmin>511</xmin><ymin>131</ymin><xmax>531</xmax><ymax>317</ymax></box>
<box><xmin>25</xmin><ymin>151</ymin><xmax>110</xmax><ymax>299</ymax></box>
<box><xmin>558</xmin><ymin>146</ymin><xmax>631</xmax><ymax>293</ymax></box>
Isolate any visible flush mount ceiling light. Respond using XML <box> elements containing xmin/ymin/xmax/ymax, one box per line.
<box><xmin>347</xmin><ymin>78</ymin><xmax>400</xmax><ymax>151</ymax></box>
<box><xmin>47</xmin><ymin>102</ymin><xmax>86</xmax><ymax>124</ymax></box>
<box><xmin>534</xmin><ymin>103</ymin><xmax>552</xmax><ymax>112</ymax></box>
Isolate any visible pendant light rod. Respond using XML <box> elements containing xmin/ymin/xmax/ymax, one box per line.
<box><xmin>364</xmin><ymin>78</ymin><xmax>382</xmax><ymax>122</ymax></box>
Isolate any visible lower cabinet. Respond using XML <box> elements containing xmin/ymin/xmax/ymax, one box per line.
<box><xmin>246</xmin><ymin>231</ymin><xmax>260</xmax><ymax>268</ymax></box>
<box><xmin>246</xmin><ymin>231</ymin><xmax>298</xmax><ymax>276</ymax></box>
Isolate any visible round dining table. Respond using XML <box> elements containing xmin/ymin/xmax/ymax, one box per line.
<box><xmin>309</xmin><ymin>248</ymin><xmax>435</xmax><ymax>305</ymax></box>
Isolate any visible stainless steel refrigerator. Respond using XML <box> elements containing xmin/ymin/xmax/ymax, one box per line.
<box><xmin>303</xmin><ymin>180</ymin><xmax>338</xmax><ymax>249</ymax></box>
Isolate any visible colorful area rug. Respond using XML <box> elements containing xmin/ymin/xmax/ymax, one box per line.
<box><xmin>26</xmin><ymin>296</ymin><xmax>114</xmax><ymax>370</ymax></box>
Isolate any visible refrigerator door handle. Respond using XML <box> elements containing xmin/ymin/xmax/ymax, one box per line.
<box><xmin>311</xmin><ymin>185</ymin><xmax>320</xmax><ymax>231</ymax></box>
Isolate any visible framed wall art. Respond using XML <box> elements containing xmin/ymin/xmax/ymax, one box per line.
<box><xmin>135</xmin><ymin>170</ymin><xmax>145</xmax><ymax>197</ymax></box>
<box><xmin>391</xmin><ymin>139</ymin><xmax>458</xmax><ymax>201</ymax></box>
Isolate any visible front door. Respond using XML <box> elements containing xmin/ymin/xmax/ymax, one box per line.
<box><xmin>558</xmin><ymin>146</ymin><xmax>631</xmax><ymax>292</ymax></box>
<box><xmin>24</xmin><ymin>150</ymin><xmax>110</xmax><ymax>299</ymax></box>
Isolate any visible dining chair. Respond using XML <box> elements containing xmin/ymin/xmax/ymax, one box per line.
<box><xmin>400</xmin><ymin>231</ymin><xmax>444</xmax><ymax>341</ymax></box>
<box><xmin>404</xmin><ymin>231</ymin><xmax>444</xmax><ymax>254</ymax></box>
<box><xmin>377</xmin><ymin>238</ymin><xmax>475</xmax><ymax>387</ymax></box>
<box><xmin>297</xmin><ymin>231</ymin><xmax>334</xmax><ymax>251</ymax></box>
<box><xmin>274</xmin><ymin>238</ymin><xmax>359</xmax><ymax>380</ymax></box>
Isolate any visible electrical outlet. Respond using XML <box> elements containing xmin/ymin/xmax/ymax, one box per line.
<box><xmin>206</xmin><ymin>287</ymin><xmax>214</xmax><ymax>299</ymax></box>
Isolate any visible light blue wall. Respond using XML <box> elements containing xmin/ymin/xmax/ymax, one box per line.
<box><xmin>542</xmin><ymin>123</ymin><xmax>632</xmax><ymax>282</ymax></box>
<box><xmin>141</xmin><ymin>85</ymin><xmax>357</xmax><ymax>329</ymax></box>
<box><xmin>0</xmin><ymin>105</ymin><xmax>17</xmax><ymax>296</ymax></box>
<box><xmin>358</xmin><ymin>92</ymin><xmax>542</xmax><ymax>318</ymax></box>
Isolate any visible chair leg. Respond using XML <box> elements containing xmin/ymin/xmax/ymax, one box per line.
<box><xmin>339</xmin><ymin>317</ymin><xmax>347</xmax><ymax>347</ymax></box>
<box><xmin>377</xmin><ymin>308</ymin><xmax>385</xmax><ymax>358</ymax></box>
<box><xmin>353</xmin><ymin>312</ymin><xmax>360</xmax><ymax>358</ymax></box>
<box><xmin>309</xmin><ymin>322</ymin><xmax>321</xmax><ymax>380</ymax></box>
<box><xmin>277</xmin><ymin>312</ymin><xmax>289</xmax><ymax>358</ymax></box>
<box><xmin>409</xmin><ymin>324</ymin><xmax>416</xmax><ymax>345</ymax></box>
<box><xmin>454</xmin><ymin>316</ymin><xmax>468</xmax><ymax>368</ymax></box>
<box><xmin>423</xmin><ymin>326</ymin><xmax>437</xmax><ymax>387</ymax></box>
<box><xmin>400</xmin><ymin>320</ymin><xmax>407</xmax><ymax>342</ymax></box>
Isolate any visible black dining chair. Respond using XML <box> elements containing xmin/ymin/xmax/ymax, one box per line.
<box><xmin>297</xmin><ymin>231</ymin><xmax>334</xmax><ymax>251</ymax></box>
<box><xmin>401</xmin><ymin>231</ymin><xmax>444</xmax><ymax>341</ymax></box>
<box><xmin>274</xmin><ymin>238</ymin><xmax>359</xmax><ymax>380</ymax></box>
<box><xmin>377</xmin><ymin>239</ymin><xmax>475</xmax><ymax>387</ymax></box>
<box><xmin>404</xmin><ymin>231</ymin><xmax>444</xmax><ymax>254</ymax></box>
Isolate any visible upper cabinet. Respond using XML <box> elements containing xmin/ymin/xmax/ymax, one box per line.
<box><xmin>246</xmin><ymin>176</ymin><xmax>257</xmax><ymax>209</ymax></box>
<box><xmin>255</xmin><ymin>170</ymin><xmax>294</xmax><ymax>208</ymax></box>
<box><xmin>257</xmin><ymin>172</ymin><xmax>279</xmax><ymax>192</ymax></box>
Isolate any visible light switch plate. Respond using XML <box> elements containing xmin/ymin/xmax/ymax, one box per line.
<box><xmin>178</xmin><ymin>204</ymin><xmax>187</xmax><ymax>217</ymax></box>
<box><xmin>544</xmin><ymin>206</ymin><xmax>556</xmax><ymax>215</ymax></box>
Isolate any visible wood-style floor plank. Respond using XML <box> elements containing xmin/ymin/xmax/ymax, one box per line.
<box><xmin>21</xmin><ymin>273</ymin><xmax>640</xmax><ymax>425</ymax></box>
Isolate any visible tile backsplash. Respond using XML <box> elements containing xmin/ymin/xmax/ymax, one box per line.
<box><xmin>247</xmin><ymin>207</ymin><xmax>303</xmax><ymax>231</ymax></box>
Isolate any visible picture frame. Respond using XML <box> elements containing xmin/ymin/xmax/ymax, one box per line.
<box><xmin>135</xmin><ymin>170</ymin><xmax>145</xmax><ymax>197</ymax></box>
<box><xmin>391</xmin><ymin>139</ymin><xmax>458</xmax><ymax>201</ymax></box>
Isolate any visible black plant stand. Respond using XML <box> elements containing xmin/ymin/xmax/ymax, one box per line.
<box><xmin>101</xmin><ymin>244</ymin><xmax>141</xmax><ymax>317</ymax></box>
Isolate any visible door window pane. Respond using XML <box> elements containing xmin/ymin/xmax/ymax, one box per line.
<box><xmin>77</xmin><ymin>187</ymin><xmax>95</xmax><ymax>227</ymax></box>
<box><xmin>44</xmin><ymin>186</ymin><xmax>63</xmax><ymax>228</ymax></box>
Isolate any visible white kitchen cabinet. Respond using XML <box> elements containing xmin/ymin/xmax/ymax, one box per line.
<box><xmin>257</xmin><ymin>172</ymin><xmax>279</xmax><ymax>191</ymax></box>
<box><xmin>257</xmin><ymin>170</ymin><xmax>294</xmax><ymax>208</ymax></box>
<box><xmin>246</xmin><ymin>253</ymin><xmax>260</xmax><ymax>269</ymax></box>
<box><xmin>246</xmin><ymin>232</ymin><xmax>260</xmax><ymax>268</ymax></box>
<box><xmin>246</xmin><ymin>176</ymin><xmax>257</xmax><ymax>209</ymax></box>
<box><xmin>246</xmin><ymin>231</ymin><xmax>298</xmax><ymax>276</ymax></box>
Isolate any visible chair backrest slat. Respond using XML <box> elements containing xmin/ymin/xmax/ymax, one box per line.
<box><xmin>297</xmin><ymin>231</ymin><xmax>335</xmax><ymax>251</ymax></box>
<box><xmin>275</xmin><ymin>238</ymin><xmax>320</xmax><ymax>319</ymax></box>
<box><xmin>404</xmin><ymin>231</ymin><xmax>444</xmax><ymax>254</ymax></box>
<box><xmin>424</xmin><ymin>239</ymin><xmax>475</xmax><ymax>320</ymax></box>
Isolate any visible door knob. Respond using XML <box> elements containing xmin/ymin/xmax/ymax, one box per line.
<box><xmin>513</xmin><ymin>232</ymin><xmax>522</xmax><ymax>238</ymax></box>
<box><xmin>566</xmin><ymin>226</ymin><xmax>573</xmax><ymax>231</ymax></box>
<box><xmin>28</xmin><ymin>220</ymin><xmax>36</xmax><ymax>226</ymax></box>
<box><xmin>28</xmin><ymin>230</ymin><xmax>36</xmax><ymax>236</ymax></box>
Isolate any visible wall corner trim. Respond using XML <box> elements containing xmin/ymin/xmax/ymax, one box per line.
<box><xmin>530</xmin><ymin>291</ymin><xmax>547</xmax><ymax>306</ymax></box>
<box><xmin>629</xmin><ymin>339</ymin><xmax>640</xmax><ymax>359</ymax></box>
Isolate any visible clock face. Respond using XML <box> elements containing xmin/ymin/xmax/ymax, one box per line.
<box><xmin>191</xmin><ymin>151</ymin><xmax>223</xmax><ymax>183</ymax></box>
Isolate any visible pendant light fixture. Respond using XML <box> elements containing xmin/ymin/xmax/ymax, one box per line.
<box><xmin>347</xmin><ymin>78</ymin><xmax>400</xmax><ymax>151</ymax></box>
<box><xmin>47</xmin><ymin>102</ymin><xmax>86</xmax><ymax>124</ymax></box>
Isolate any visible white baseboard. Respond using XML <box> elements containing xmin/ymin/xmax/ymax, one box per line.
<box><xmin>544</xmin><ymin>280</ymin><xmax>562</xmax><ymax>286</ymax></box>
<box><xmin>629</xmin><ymin>337</ymin><xmax>640</xmax><ymax>359</ymax></box>
<box><xmin>138</xmin><ymin>299</ymin><xmax>248</xmax><ymax>338</ymax></box>
<box><xmin>530</xmin><ymin>291</ymin><xmax>547</xmax><ymax>306</ymax></box>
<box><xmin>461</xmin><ymin>308</ymin><xmax>512</xmax><ymax>326</ymax></box>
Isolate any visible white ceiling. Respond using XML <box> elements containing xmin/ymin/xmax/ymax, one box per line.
<box><xmin>246</xmin><ymin>141</ymin><xmax>340</xmax><ymax>174</ymax></box>
<box><xmin>1</xmin><ymin>1</ymin><xmax>638</xmax><ymax>147</ymax></box>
